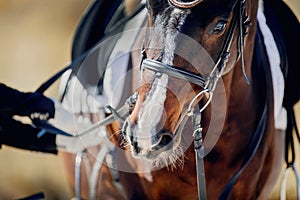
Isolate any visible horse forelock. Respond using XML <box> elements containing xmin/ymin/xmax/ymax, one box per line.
<box><xmin>147</xmin><ymin>8</ymin><xmax>190</xmax><ymax>63</ymax></box>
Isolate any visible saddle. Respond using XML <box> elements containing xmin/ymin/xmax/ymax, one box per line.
<box><xmin>71</xmin><ymin>0</ymin><xmax>123</xmax><ymax>60</ymax></box>
<box><xmin>70</xmin><ymin>0</ymin><xmax>145</xmax><ymax>96</ymax></box>
<box><xmin>263</xmin><ymin>0</ymin><xmax>300</xmax><ymax>173</ymax></box>
<box><xmin>263</xmin><ymin>0</ymin><xmax>300</xmax><ymax>108</ymax></box>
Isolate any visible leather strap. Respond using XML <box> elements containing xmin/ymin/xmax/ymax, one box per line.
<box><xmin>142</xmin><ymin>59</ymin><xmax>207</xmax><ymax>88</ymax></box>
<box><xmin>219</xmin><ymin>25</ymin><xmax>270</xmax><ymax>200</ymax></box>
<box><xmin>193</xmin><ymin>111</ymin><xmax>207</xmax><ymax>200</ymax></box>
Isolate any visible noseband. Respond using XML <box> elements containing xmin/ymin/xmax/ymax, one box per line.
<box><xmin>140</xmin><ymin>0</ymin><xmax>251</xmax><ymax>199</ymax></box>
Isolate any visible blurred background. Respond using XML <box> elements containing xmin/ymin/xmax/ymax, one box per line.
<box><xmin>0</xmin><ymin>0</ymin><xmax>90</xmax><ymax>199</ymax></box>
<box><xmin>0</xmin><ymin>0</ymin><xmax>299</xmax><ymax>199</ymax></box>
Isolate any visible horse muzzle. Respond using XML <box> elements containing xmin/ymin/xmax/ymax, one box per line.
<box><xmin>122</xmin><ymin>117</ymin><xmax>179</xmax><ymax>160</ymax></box>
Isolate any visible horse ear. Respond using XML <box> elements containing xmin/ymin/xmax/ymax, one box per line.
<box><xmin>71</xmin><ymin>0</ymin><xmax>123</xmax><ymax>61</ymax></box>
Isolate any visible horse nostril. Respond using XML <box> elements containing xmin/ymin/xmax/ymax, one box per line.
<box><xmin>160</xmin><ymin>134</ymin><xmax>173</xmax><ymax>146</ymax></box>
<box><xmin>151</xmin><ymin>132</ymin><xmax>173</xmax><ymax>151</ymax></box>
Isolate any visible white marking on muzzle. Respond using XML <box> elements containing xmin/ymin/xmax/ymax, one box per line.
<box><xmin>134</xmin><ymin>8</ymin><xmax>189</xmax><ymax>153</ymax></box>
<box><xmin>137</xmin><ymin>74</ymin><xmax>169</xmax><ymax>149</ymax></box>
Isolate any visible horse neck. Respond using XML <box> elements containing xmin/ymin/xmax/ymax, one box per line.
<box><xmin>226</xmin><ymin>0</ymin><xmax>259</xmax><ymax>119</ymax></box>
<box><xmin>201</xmin><ymin>1</ymin><xmax>261</xmax><ymax>165</ymax></box>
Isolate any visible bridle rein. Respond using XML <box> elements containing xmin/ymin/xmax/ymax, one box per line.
<box><xmin>140</xmin><ymin>0</ymin><xmax>252</xmax><ymax>199</ymax></box>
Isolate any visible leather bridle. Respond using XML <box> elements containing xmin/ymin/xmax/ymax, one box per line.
<box><xmin>142</xmin><ymin>0</ymin><xmax>251</xmax><ymax>96</ymax></box>
<box><xmin>140</xmin><ymin>0</ymin><xmax>251</xmax><ymax>199</ymax></box>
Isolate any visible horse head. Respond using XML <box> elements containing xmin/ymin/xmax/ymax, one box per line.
<box><xmin>122</xmin><ymin>0</ymin><xmax>258</xmax><ymax>168</ymax></box>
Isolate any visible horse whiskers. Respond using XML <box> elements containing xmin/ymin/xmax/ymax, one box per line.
<box><xmin>119</xmin><ymin>138</ymin><xmax>127</xmax><ymax>146</ymax></box>
<box><xmin>109</xmin><ymin>130</ymin><xmax>123</xmax><ymax>140</ymax></box>
<box><xmin>118</xmin><ymin>135</ymin><xmax>130</xmax><ymax>149</ymax></box>
<box><xmin>153</xmin><ymin>145</ymin><xmax>185</xmax><ymax>171</ymax></box>
<box><xmin>121</xmin><ymin>142</ymin><xmax>131</xmax><ymax>149</ymax></box>
<box><xmin>119</xmin><ymin>139</ymin><xmax>127</xmax><ymax>147</ymax></box>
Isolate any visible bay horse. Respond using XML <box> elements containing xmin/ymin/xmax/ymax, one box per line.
<box><xmin>56</xmin><ymin>0</ymin><xmax>300</xmax><ymax>199</ymax></box>
<box><xmin>115</xmin><ymin>0</ymin><xmax>283</xmax><ymax>199</ymax></box>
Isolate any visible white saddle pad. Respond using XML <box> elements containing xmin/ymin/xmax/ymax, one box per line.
<box><xmin>257</xmin><ymin>2</ymin><xmax>287</xmax><ymax>131</ymax></box>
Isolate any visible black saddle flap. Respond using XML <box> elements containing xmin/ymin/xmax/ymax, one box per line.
<box><xmin>264</xmin><ymin>0</ymin><xmax>300</xmax><ymax>107</ymax></box>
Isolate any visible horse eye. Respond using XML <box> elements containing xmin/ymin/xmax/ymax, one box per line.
<box><xmin>213</xmin><ymin>20</ymin><xmax>227</xmax><ymax>34</ymax></box>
